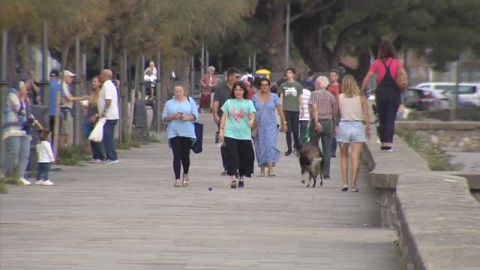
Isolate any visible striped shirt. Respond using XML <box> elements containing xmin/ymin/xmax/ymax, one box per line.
<box><xmin>309</xmin><ymin>89</ymin><xmax>338</xmax><ymax>121</ymax></box>
<box><xmin>299</xmin><ymin>88</ymin><xmax>311</xmax><ymax>121</ymax></box>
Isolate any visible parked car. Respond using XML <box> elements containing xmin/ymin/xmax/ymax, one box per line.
<box><xmin>403</xmin><ymin>87</ymin><xmax>436</xmax><ymax>111</ymax></box>
<box><xmin>415</xmin><ymin>82</ymin><xmax>480</xmax><ymax>107</ymax></box>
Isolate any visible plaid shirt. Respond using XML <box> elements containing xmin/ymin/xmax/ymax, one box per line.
<box><xmin>309</xmin><ymin>89</ymin><xmax>338</xmax><ymax>121</ymax></box>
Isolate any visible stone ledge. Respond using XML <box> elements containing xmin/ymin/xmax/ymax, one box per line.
<box><xmin>396</xmin><ymin>173</ymin><xmax>480</xmax><ymax>270</ymax></box>
<box><xmin>362</xmin><ymin>123</ymin><xmax>480</xmax><ymax>269</ymax></box>
<box><xmin>396</xmin><ymin>121</ymin><xmax>480</xmax><ymax>130</ymax></box>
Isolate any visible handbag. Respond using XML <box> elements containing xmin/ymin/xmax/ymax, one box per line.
<box><xmin>396</xmin><ymin>67</ymin><xmax>408</xmax><ymax>93</ymax></box>
<box><xmin>89</xmin><ymin>117</ymin><xmax>106</xmax><ymax>142</ymax></box>
<box><xmin>187</xmin><ymin>97</ymin><xmax>203</xmax><ymax>154</ymax></box>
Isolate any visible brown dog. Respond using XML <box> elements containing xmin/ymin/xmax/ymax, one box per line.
<box><xmin>298</xmin><ymin>141</ymin><xmax>324</xmax><ymax>187</ymax></box>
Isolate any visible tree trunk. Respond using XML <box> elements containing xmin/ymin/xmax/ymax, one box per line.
<box><xmin>261</xmin><ymin>0</ymin><xmax>287</xmax><ymax>72</ymax></box>
<box><xmin>292</xmin><ymin>21</ymin><xmax>331</xmax><ymax>72</ymax></box>
<box><xmin>7</xmin><ymin>29</ymin><xmax>19</xmax><ymax>84</ymax></box>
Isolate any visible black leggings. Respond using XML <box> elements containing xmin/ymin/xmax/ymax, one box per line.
<box><xmin>225</xmin><ymin>137</ymin><xmax>255</xmax><ymax>178</ymax></box>
<box><xmin>171</xmin><ymin>136</ymin><xmax>192</xmax><ymax>179</ymax></box>
<box><xmin>376</xmin><ymin>101</ymin><xmax>399</xmax><ymax>143</ymax></box>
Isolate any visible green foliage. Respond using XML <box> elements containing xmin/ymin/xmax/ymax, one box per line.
<box><xmin>57</xmin><ymin>145</ymin><xmax>90</xmax><ymax>166</ymax></box>
<box><xmin>396</xmin><ymin>128</ymin><xmax>462</xmax><ymax>171</ymax></box>
<box><xmin>407</xmin><ymin>107</ymin><xmax>480</xmax><ymax>121</ymax></box>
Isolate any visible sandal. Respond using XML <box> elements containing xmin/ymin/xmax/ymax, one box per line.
<box><xmin>182</xmin><ymin>174</ymin><xmax>189</xmax><ymax>187</ymax></box>
<box><xmin>231</xmin><ymin>179</ymin><xmax>237</xmax><ymax>189</ymax></box>
<box><xmin>351</xmin><ymin>188</ymin><xmax>359</xmax><ymax>192</ymax></box>
<box><xmin>268</xmin><ymin>171</ymin><xmax>276</xmax><ymax>177</ymax></box>
<box><xmin>341</xmin><ymin>185</ymin><xmax>348</xmax><ymax>192</ymax></box>
<box><xmin>174</xmin><ymin>179</ymin><xmax>182</xmax><ymax>187</ymax></box>
<box><xmin>258</xmin><ymin>172</ymin><xmax>266</xmax><ymax>177</ymax></box>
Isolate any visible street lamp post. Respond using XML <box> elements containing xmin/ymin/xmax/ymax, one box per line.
<box><xmin>73</xmin><ymin>37</ymin><xmax>82</xmax><ymax>146</ymax></box>
<box><xmin>285</xmin><ymin>1</ymin><xmax>291</xmax><ymax>68</ymax></box>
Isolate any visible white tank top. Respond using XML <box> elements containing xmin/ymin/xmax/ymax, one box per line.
<box><xmin>339</xmin><ymin>94</ymin><xmax>363</xmax><ymax>121</ymax></box>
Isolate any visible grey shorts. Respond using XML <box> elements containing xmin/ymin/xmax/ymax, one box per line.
<box><xmin>337</xmin><ymin>121</ymin><xmax>366</xmax><ymax>143</ymax></box>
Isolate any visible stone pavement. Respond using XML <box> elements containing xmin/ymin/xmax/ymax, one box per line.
<box><xmin>0</xmin><ymin>114</ymin><xmax>400</xmax><ymax>270</ymax></box>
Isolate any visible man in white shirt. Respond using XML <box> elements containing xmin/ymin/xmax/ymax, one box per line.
<box><xmin>299</xmin><ymin>87</ymin><xmax>311</xmax><ymax>144</ymax></box>
<box><xmin>98</xmin><ymin>69</ymin><xmax>119</xmax><ymax>164</ymax></box>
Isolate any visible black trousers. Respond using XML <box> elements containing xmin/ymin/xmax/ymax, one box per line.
<box><xmin>171</xmin><ymin>136</ymin><xmax>192</xmax><ymax>179</ymax></box>
<box><xmin>225</xmin><ymin>137</ymin><xmax>255</xmax><ymax>178</ymax></box>
<box><xmin>284</xmin><ymin>111</ymin><xmax>300</xmax><ymax>152</ymax></box>
<box><xmin>376</xmin><ymin>101</ymin><xmax>399</xmax><ymax>143</ymax></box>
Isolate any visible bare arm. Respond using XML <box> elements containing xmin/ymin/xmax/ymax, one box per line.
<box><xmin>218</xmin><ymin>113</ymin><xmax>227</xmax><ymax>142</ymax></box>
<box><xmin>360</xmin><ymin>95</ymin><xmax>371</xmax><ymax>139</ymax></box>
<box><xmin>276</xmin><ymin>105</ymin><xmax>288</xmax><ymax>132</ymax></box>
<box><xmin>212</xmin><ymin>101</ymin><xmax>220</xmax><ymax>123</ymax></box>
<box><xmin>360</xmin><ymin>71</ymin><xmax>375</xmax><ymax>93</ymax></box>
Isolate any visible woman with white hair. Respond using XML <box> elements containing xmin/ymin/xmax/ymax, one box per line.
<box><xmin>308</xmin><ymin>75</ymin><xmax>338</xmax><ymax>179</ymax></box>
<box><xmin>200</xmin><ymin>66</ymin><xmax>217</xmax><ymax>113</ymax></box>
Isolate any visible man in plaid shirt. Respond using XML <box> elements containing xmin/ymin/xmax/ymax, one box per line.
<box><xmin>309</xmin><ymin>76</ymin><xmax>338</xmax><ymax>179</ymax></box>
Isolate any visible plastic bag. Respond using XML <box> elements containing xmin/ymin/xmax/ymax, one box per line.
<box><xmin>89</xmin><ymin>117</ymin><xmax>106</xmax><ymax>142</ymax></box>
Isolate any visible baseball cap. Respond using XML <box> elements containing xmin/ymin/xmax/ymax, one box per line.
<box><xmin>49</xmin><ymin>69</ymin><xmax>60</xmax><ymax>77</ymax></box>
<box><xmin>64</xmin><ymin>70</ymin><xmax>76</xmax><ymax>77</ymax></box>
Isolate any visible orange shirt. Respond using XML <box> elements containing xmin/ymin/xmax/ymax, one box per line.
<box><xmin>327</xmin><ymin>84</ymin><xmax>340</xmax><ymax>111</ymax></box>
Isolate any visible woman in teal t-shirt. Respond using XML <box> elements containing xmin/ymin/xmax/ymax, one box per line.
<box><xmin>219</xmin><ymin>81</ymin><xmax>256</xmax><ymax>189</ymax></box>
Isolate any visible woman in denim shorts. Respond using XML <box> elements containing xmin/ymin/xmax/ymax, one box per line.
<box><xmin>337</xmin><ymin>75</ymin><xmax>371</xmax><ymax>192</ymax></box>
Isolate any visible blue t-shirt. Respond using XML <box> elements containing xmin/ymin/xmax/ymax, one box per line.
<box><xmin>162</xmin><ymin>97</ymin><xmax>199</xmax><ymax>146</ymax></box>
<box><xmin>48</xmin><ymin>79</ymin><xmax>63</xmax><ymax>116</ymax></box>
<box><xmin>221</xmin><ymin>98</ymin><xmax>256</xmax><ymax>140</ymax></box>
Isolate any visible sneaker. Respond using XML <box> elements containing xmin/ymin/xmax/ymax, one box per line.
<box><xmin>293</xmin><ymin>150</ymin><xmax>299</xmax><ymax>157</ymax></box>
<box><xmin>230</xmin><ymin>179</ymin><xmax>237</xmax><ymax>189</ymax></box>
<box><xmin>174</xmin><ymin>179</ymin><xmax>182</xmax><ymax>187</ymax></box>
<box><xmin>43</xmin><ymin>180</ymin><xmax>54</xmax><ymax>186</ymax></box>
<box><xmin>285</xmin><ymin>150</ymin><xmax>292</xmax><ymax>156</ymax></box>
<box><xmin>104</xmin><ymin>159</ymin><xmax>119</xmax><ymax>164</ymax></box>
<box><xmin>36</xmin><ymin>180</ymin><xmax>45</xmax><ymax>185</ymax></box>
<box><xmin>18</xmin><ymin>178</ymin><xmax>31</xmax><ymax>186</ymax></box>
<box><xmin>331</xmin><ymin>153</ymin><xmax>336</xmax><ymax>158</ymax></box>
<box><xmin>220</xmin><ymin>170</ymin><xmax>228</xmax><ymax>176</ymax></box>
<box><xmin>238</xmin><ymin>180</ymin><xmax>244</xmax><ymax>188</ymax></box>
<box><xmin>88</xmin><ymin>159</ymin><xmax>103</xmax><ymax>163</ymax></box>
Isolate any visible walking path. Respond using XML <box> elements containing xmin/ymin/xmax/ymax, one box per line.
<box><xmin>0</xmin><ymin>114</ymin><xmax>400</xmax><ymax>269</ymax></box>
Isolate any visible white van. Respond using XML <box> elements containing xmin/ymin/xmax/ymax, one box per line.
<box><xmin>415</xmin><ymin>82</ymin><xmax>480</xmax><ymax>107</ymax></box>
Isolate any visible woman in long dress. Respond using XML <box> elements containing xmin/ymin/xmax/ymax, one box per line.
<box><xmin>252</xmin><ymin>78</ymin><xmax>287</xmax><ymax>177</ymax></box>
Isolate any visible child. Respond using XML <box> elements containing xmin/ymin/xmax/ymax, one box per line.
<box><xmin>36</xmin><ymin>130</ymin><xmax>55</xmax><ymax>185</ymax></box>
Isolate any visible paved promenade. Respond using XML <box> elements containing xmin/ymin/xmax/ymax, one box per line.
<box><xmin>1</xmin><ymin>115</ymin><xmax>400</xmax><ymax>269</ymax></box>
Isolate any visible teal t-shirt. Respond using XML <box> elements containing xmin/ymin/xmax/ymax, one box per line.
<box><xmin>221</xmin><ymin>99</ymin><xmax>256</xmax><ymax>140</ymax></box>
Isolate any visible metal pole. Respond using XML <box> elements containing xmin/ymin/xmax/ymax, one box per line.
<box><xmin>205</xmin><ymin>47</ymin><xmax>209</xmax><ymax>74</ymax></box>
<box><xmin>253</xmin><ymin>52</ymin><xmax>257</xmax><ymax>71</ymax></box>
<box><xmin>248</xmin><ymin>57</ymin><xmax>251</xmax><ymax>68</ymax></box>
<box><xmin>155</xmin><ymin>50</ymin><xmax>162</xmax><ymax>133</ymax></box>
<box><xmin>190</xmin><ymin>55</ymin><xmax>195</xmax><ymax>96</ymax></box>
<box><xmin>100</xmin><ymin>36</ymin><xmax>105</xmax><ymax>70</ymax></box>
<box><xmin>201</xmin><ymin>44</ymin><xmax>205</xmax><ymax>78</ymax></box>
<box><xmin>0</xmin><ymin>30</ymin><xmax>9</xmax><ymax>175</ymax></box>
<box><xmin>141</xmin><ymin>54</ymin><xmax>146</xmax><ymax>100</ymax></box>
<box><xmin>73</xmin><ymin>37</ymin><xmax>82</xmax><ymax>146</ymax></box>
<box><xmin>41</xmin><ymin>19</ymin><xmax>50</xmax><ymax>106</ymax></box>
<box><xmin>451</xmin><ymin>56</ymin><xmax>461</xmax><ymax>121</ymax></box>
<box><xmin>285</xmin><ymin>1</ymin><xmax>291</xmax><ymax>68</ymax></box>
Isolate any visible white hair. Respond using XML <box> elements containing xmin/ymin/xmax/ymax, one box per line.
<box><xmin>208</xmin><ymin>66</ymin><xmax>215</xmax><ymax>72</ymax></box>
<box><xmin>315</xmin><ymin>76</ymin><xmax>329</xmax><ymax>90</ymax></box>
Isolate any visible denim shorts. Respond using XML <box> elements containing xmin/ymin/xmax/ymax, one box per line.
<box><xmin>337</xmin><ymin>121</ymin><xmax>366</xmax><ymax>143</ymax></box>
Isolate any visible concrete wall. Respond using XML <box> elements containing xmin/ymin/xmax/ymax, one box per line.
<box><xmin>396</xmin><ymin>121</ymin><xmax>480</xmax><ymax>152</ymax></box>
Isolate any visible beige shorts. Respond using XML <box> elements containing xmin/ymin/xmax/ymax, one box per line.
<box><xmin>60</xmin><ymin>108</ymin><xmax>73</xmax><ymax>135</ymax></box>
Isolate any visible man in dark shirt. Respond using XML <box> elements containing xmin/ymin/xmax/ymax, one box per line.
<box><xmin>212</xmin><ymin>67</ymin><xmax>241</xmax><ymax>175</ymax></box>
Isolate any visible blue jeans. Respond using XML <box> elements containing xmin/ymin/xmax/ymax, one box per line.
<box><xmin>103</xmin><ymin>119</ymin><xmax>118</xmax><ymax>161</ymax></box>
<box><xmin>310</xmin><ymin>120</ymin><xmax>333</xmax><ymax>178</ymax></box>
<box><xmin>36</xmin><ymin>162</ymin><xmax>51</xmax><ymax>180</ymax></box>
<box><xmin>3</xmin><ymin>135</ymin><xmax>31</xmax><ymax>178</ymax></box>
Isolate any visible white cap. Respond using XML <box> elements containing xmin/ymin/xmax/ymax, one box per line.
<box><xmin>64</xmin><ymin>70</ymin><xmax>76</xmax><ymax>77</ymax></box>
